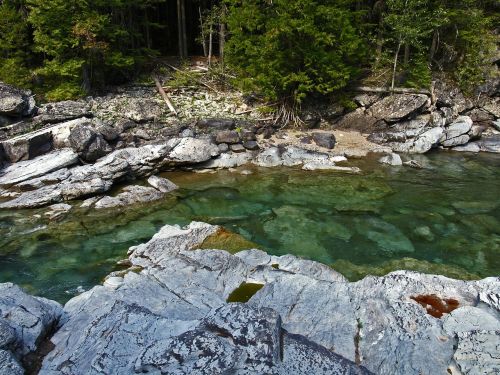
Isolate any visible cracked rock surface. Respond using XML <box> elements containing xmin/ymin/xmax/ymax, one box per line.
<box><xmin>0</xmin><ymin>283</ymin><xmax>63</xmax><ymax>374</ymax></box>
<box><xmin>22</xmin><ymin>221</ymin><xmax>498</xmax><ymax>375</ymax></box>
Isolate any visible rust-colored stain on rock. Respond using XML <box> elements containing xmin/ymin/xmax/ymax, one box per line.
<box><xmin>410</xmin><ymin>294</ymin><xmax>460</xmax><ymax>318</ymax></box>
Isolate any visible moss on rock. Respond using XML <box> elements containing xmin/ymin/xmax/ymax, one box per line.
<box><xmin>195</xmin><ymin>227</ymin><xmax>259</xmax><ymax>254</ymax></box>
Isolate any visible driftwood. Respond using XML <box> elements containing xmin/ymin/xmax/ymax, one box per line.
<box><xmin>353</xmin><ymin>86</ymin><xmax>431</xmax><ymax>96</ymax></box>
<box><xmin>153</xmin><ymin>76</ymin><xmax>178</xmax><ymax>116</ymax></box>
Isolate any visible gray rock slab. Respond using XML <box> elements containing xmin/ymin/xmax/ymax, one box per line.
<box><xmin>369</xmin><ymin>94</ymin><xmax>429</xmax><ymax>122</ymax></box>
<box><xmin>38</xmin><ymin>222</ymin><xmax>499</xmax><ymax>375</ymax></box>
<box><xmin>0</xmin><ymin>149</ymin><xmax>78</xmax><ymax>186</ymax></box>
<box><xmin>0</xmin><ymin>83</ymin><xmax>35</xmax><ymax>117</ymax></box>
<box><xmin>0</xmin><ymin>138</ymin><xmax>220</xmax><ymax>208</ymax></box>
<box><xmin>0</xmin><ymin>283</ymin><xmax>63</xmax><ymax>374</ymax></box>
<box><xmin>147</xmin><ymin>175</ymin><xmax>178</xmax><ymax>193</ymax></box>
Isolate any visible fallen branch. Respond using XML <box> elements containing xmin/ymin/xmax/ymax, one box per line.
<box><xmin>153</xmin><ymin>76</ymin><xmax>178</xmax><ymax>116</ymax></box>
<box><xmin>353</xmin><ymin>86</ymin><xmax>431</xmax><ymax>96</ymax></box>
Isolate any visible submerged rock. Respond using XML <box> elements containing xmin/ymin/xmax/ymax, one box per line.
<box><xmin>379</xmin><ymin>153</ymin><xmax>402</xmax><ymax>166</ymax></box>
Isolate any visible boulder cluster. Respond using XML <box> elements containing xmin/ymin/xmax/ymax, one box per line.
<box><xmin>339</xmin><ymin>81</ymin><xmax>500</xmax><ymax>154</ymax></box>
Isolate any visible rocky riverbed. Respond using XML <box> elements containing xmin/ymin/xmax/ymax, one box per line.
<box><xmin>0</xmin><ymin>80</ymin><xmax>499</xmax><ymax>374</ymax></box>
<box><xmin>0</xmin><ymin>222</ymin><xmax>498</xmax><ymax>374</ymax></box>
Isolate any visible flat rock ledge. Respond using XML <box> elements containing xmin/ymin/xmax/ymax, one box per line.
<box><xmin>1</xmin><ymin>222</ymin><xmax>497</xmax><ymax>374</ymax></box>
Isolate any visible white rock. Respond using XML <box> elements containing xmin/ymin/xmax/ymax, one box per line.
<box><xmin>379</xmin><ymin>153</ymin><xmax>403</xmax><ymax>166</ymax></box>
<box><xmin>104</xmin><ymin>276</ymin><xmax>124</xmax><ymax>289</ymax></box>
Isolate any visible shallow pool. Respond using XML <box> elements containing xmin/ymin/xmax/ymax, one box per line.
<box><xmin>0</xmin><ymin>151</ymin><xmax>498</xmax><ymax>302</ymax></box>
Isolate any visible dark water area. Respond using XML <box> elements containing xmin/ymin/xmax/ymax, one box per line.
<box><xmin>0</xmin><ymin>152</ymin><xmax>498</xmax><ymax>303</ymax></box>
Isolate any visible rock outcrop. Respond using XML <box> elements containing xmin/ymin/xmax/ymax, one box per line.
<box><xmin>254</xmin><ymin>146</ymin><xmax>352</xmax><ymax>171</ymax></box>
<box><xmin>68</xmin><ymin>123</ymin><xmax>112</xmax><ymax>162</ymax></box>
<box><xmin>0</xmin><ymin>138</ymin><xmax>219</xmax><ymax>208</ymax></box>
<box><xmin>0</xmin><ymin>148</ymin><xmax>78</xmax><ymax>187</ymax></box>
<box><xmin>28</xmin><ymin>221</ymin><xmax>499</xmax><ymax>375</ymax></box>
<box><xmin>369</xmin><ymin>94</ymin><xmax>429</xmax><ymax>123</ymax></box>
<box><xmin>0</xmin><ymin>83</ymin><xmax>36</xmax><ymax>118</ymax></box>
<box><xmin>0</xmin><ymin>283</ymin><xmax>63</xmax><ymax>374</ymax></box>
<box><xmin>82</xmin><ymin>176</ymin><xmax>178</xmax><ymax>210</ymax></box>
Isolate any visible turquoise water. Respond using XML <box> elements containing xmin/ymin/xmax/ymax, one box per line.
<box><xmin>0</xmin><ymin>152</ymin><xmax>499</xmax><ymax>303</ymax></box>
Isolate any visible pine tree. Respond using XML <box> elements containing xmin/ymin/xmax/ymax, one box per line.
<box><xmin>225</xmin><ymin>0</ymin><xmax>366</xmax><ymax>110</ymax></box>
<box><xmin>0</xmin><ymin>0</ymin><xmax>32</xmax><ymax>87</ymax></box>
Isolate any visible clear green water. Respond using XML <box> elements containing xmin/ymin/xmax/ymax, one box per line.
<box><xmin>0</xmin><ymin>152</ymin><xmax>499</xmax><ymax>303</ymax></box>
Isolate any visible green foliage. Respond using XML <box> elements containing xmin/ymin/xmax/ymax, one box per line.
<box><xmin>26</xmin><ymin>0</ymin><xmax>142</xmax><ymax>98</ymax></box>
<box><xmin>372</xmin><ymin>0</ymin><xmax>497</xmax><ymax>90</ymax></box>
<box><xmin>167</xmin><ymin>66</ymin><xmax>199</xmax><ymax>88</ymax></box>
<box><xmin>404</xmin><ymin>54</ymin><xmax>432</xmax><ymax>89</ymax></box>
<box><xmin>0</xmin><ymin>58</ymin><xmax>32</xmax><ymax>88</ymax></box>
<box><xmin>225</xmin><ymin>0</ymin><xmax>366</xmax><ymax>104</ymax></box>
<box><xmin>0</xmin><ymin>0</ymin><xmax>496</xmax><ymax>102</ymax></box>
<box><xmin>384</xmin><ymin>0</ymin><xmax>444</xmax><ymax>48</ymax></box>
<box><xmin>35</xmin><ymin>58</ymin><xmax>86</xmax><ymax>101</ymax></box>
<box><xmin>443</xmin><ymin>3</ymin><xmax>497</xmax><ymax>92</ymax></box>
<box><xmin>0</xmin><ymin>0</ymin><xmax>32</xmax><ymax>87</ymax></box>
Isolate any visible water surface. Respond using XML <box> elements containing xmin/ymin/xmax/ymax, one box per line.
<box><xmin>0</xmin><ymin>152</ymin><xmax>498</xmax><ymax>302</ymax></box>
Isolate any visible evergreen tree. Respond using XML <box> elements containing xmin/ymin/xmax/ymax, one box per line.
<box><xmin>0</xmin><ymin>0</ymin><xmax>32</xmax><ymax>87</ymax></box>
<box><xmin>225</xmin><ymin>0</ymin><xmax>366</xmax><ymax>110</ymax></box>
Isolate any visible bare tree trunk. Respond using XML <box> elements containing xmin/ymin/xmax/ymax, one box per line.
<box><xmin>391</xmin><ymin>39</ymin><xmax>402</xmax><ymax>92</ymax></box>
<box><xmin>375</xmin><ymin>19</ymin><xmax>384</xmax><ymax>66</ymax></box>
<box><xmin>177</xmin><ymin>0</ymin><xmax>184</xmax><ymax>59</ymax></box>
<box><xmin>404</xmin><ymin>44</ymin><xmax>410</xmax><ymax>65</ymax></box>
<box><xmin>181</xmin><ymin>0</ymin><xmax>188</xmax><ymax>58</ymax></box>
<box><xmin>208</xmin><ymin>26</ymin><xmax>213</xmax><ymax>66</ymax></box>
<box><xmin>145</xmin><ymin>9</ymin><xmax>151</xmax><ymax>50</ymax></box>
<box><xmin>219</xmin><ymin>6</ymin><xmax>226</xmax><ymax>65</ymax></box>
<box><xmin>177</xmin><ymin>0</ymin><xmax>187</xmax><ymax>59</ymax></box>
<box><xmin>428</xmin><ymin>30</ymin><xmax>438</xmax><ymax>65</ymax></box>
<box><xmin>199</xmin><ymin>7</ymin><xmax>207</xmax><ymax>57</ymax></box>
